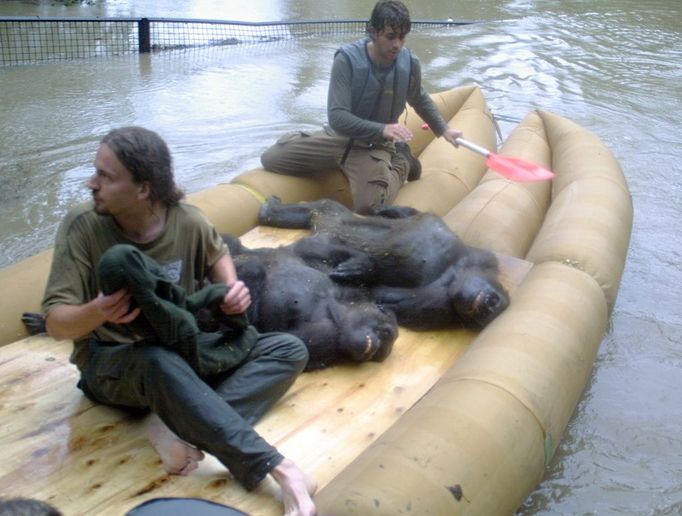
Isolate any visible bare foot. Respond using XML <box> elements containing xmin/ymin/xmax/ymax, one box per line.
<box><xmin>147</xmin><ymin>414</ymin><xmax>205</xmax><ymax>475</ymax></box>
<box><xmin>270</xmin><ymin>458</ymin><xmax>317</xmax><ymax>516</ymax></box>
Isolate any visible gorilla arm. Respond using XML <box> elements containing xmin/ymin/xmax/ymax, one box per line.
<box><xmin>372</xmin><ymin>268</ymin><xmax>459</xmax><ymax>330</ymax></box>
<box><xmin>293</xmin><ymin>236</ymin><xmax>375</xmax><ymax>285</ymax></box>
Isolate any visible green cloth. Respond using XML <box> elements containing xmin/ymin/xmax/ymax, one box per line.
<box><xmin>98</xmin><ymin>244</ymin><xmax>257</xmax><ymax>377</ymax></box>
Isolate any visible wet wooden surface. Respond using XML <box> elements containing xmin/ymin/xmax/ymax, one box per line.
<box><xmin>0</xmin><ymin>226</ymin><xmax>532</xmax><ymax>515</ymax></box>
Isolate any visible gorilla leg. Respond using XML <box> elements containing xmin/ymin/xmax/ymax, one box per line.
<box><xmin>258</xmin><ymin>196</ymin><xmax>354</xmax><ymax>229</ymax></box>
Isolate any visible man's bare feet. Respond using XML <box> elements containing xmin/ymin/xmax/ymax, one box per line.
<box><xmin>270</xmin><ymin>458</ymin><xmax>317</xmax><ymax>516</ymax></box>
<box><xmin>147</xmin><ymin>414</ymin><xmax>205</xmax><ymax>475</ymax></box>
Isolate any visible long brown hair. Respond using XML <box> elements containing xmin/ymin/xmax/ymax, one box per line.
<box><xmin>367</xmin><ymin>0</ymin><xmax>411</xmax><ymax>38</ymax></box>
<box><xmin>101</xmin><ymin>126</ymin><xmax>185</xmax><ymax>207</ymax></box>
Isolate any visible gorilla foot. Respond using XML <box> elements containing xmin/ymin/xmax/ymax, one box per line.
<box><xmin>22</xmin><ymin>312</ymin><xmax>46</xmax><ymax>335</ymax></box>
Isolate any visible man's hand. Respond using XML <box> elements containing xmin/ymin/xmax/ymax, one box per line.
<box><xmin>382</xmin><ymin>123</ymin><xmax>413</xmax><ymax>143</ymax></box>
<box><xmin>45</xmin><ymin>287</ymin><xmax>140</xmax><ymax>341</ymax></box>
<box><xmin>220</xmin><ymin>280</ymin><xmax>251</xmax><ymax>315</ymax></box>
<box><xmin>94</xmin><ymin>288</ymin><xmax>140</xmax><ymax>324</ymax></box>
<box><xmin>441</xmin><ymin>127</ymin><xmax>464</xmax><ymax>146</ymax></box>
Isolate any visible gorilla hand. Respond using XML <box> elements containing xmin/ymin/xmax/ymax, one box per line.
<box><xmin>329</xmin><ymin>255</ymin><xmax>375</xmax><ymax>284</ymax></box>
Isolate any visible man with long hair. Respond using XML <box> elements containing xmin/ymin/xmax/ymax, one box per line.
<box><xmin>42</xmin><ymin>126</ymin><xmax>316</xmax><ymax>515</ymax></box>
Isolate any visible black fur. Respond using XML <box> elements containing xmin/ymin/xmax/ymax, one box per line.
<box><xmin>259</xmin><ymin>197</ymin><xmax>510</xmax><ymax>330</ymax></box>
<box><xmin>223</xmin><ymin>235</ymin><xmax>398</xmax><ymax>371</ymax></box>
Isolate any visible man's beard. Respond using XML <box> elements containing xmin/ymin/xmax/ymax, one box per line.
<box><xmin>92</xmin><ymin>202</ymin><xmax>111</xmax><ymax>216</ymax></box>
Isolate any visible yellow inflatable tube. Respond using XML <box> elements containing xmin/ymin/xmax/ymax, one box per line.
<box><xmin>314</xmin><ymin>108</ymin><xmax>633</xmax><ymax>514</ymax></box>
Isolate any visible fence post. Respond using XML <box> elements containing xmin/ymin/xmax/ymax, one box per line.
<box><xmin>138</xmin><ymin>18</ymin><xmax>151</xmax><ymax>53</ymax></box>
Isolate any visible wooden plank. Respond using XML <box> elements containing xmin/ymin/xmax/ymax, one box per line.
<box><xmin>0</xmin><ymin>227</ymin><xmax>532</xmax><ymax>515</ymax></box>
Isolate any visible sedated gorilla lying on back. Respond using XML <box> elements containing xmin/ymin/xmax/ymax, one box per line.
<box><xmin>258</xmin><ymin>196</ymin><xmax>510</xmax><ymax>331</ymax></box>
<box><xmin>218</xmin><ymin>235</ymin><xmax>398</xmax><ymax>371</ymax></box>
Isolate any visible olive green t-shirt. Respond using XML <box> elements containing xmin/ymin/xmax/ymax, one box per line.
<box><xmin>41</xmin><ymin>201</ymin><xmax>228</xmax><ymax>369</ymax></box>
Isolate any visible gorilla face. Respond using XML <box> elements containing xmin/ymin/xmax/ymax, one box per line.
<box><xmin>450</xmin><ymin>273</ymin><xmax>510</xmax><ymax>329</ymax></box>
<box><xmin>337</xmin><ymin>304</ymin><xmax>398</xmax><ymax>363</ymax></box>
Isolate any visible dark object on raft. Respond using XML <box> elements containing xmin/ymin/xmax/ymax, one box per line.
<box><xmin>258</xmin><ymin>197</ymin><xmax>510</xmax><ymax>330</ymax></box>
<box><xmin>221</xmin><ymin>235</ymin><xmax>398</xmax><ymax>371</ymax></box>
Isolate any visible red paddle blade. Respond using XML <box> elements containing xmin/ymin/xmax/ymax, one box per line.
<box><xmin>486</xmin><ymin>153</ymin><xmax>555</xmax><ymax>182</ymax></box>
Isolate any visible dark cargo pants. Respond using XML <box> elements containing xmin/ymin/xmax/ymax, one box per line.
<box><xmin>78</xmin><ymin>244</ymin><xmax>309</xmax><ymax>490</ymax></box>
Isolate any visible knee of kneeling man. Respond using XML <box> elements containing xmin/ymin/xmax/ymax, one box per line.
<box><xmin>260</xmin><ymin>145</ymin><xmax>285</xmax><ymax>172</ymax></box>
<box><xmin>354</xmin><ymin>193</ymin><xmax>387</xmax><ymax>216</ymax></box>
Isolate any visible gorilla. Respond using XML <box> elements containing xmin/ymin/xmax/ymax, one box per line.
<box><xmin>258</xmin><ymin>196</ymin><xmax>510</xmax><ymax>330</ymax></box>
<box><xmin>220</xmin><ymin>235</ymin><xmax>398</xmax><ymax>370</ymax></box>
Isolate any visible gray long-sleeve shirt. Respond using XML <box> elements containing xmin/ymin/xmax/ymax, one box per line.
<box><xmin>326</xmin><ymin>48</ymin><xmax>450</xmax><ymax>142</ymax></box>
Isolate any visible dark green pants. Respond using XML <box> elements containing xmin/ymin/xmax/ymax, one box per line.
<box><xmin>79</xmin><ymin>244</ymin><xmax>309</xmax><ymax>490</ymax></box>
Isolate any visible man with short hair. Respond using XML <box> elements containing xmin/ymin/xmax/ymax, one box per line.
<box><xmin>261</xmin><ymin>0</ymin><xmax>463</xmax><ymax>215</ymax></box>
<box><xmin>42</xmin><ymin>126</ymin><xmax>316</xmax><ymax>516</ymax></box>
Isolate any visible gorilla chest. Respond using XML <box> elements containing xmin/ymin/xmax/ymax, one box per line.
<box><xmin>260</xmin><ymin>266</ymin><xmax>335</xmax><ymax>325</ymax></box>
<box><xmin>357</xmin><ymin>231</ymin><xmax>461</xmax><ymax>287</ymax></box>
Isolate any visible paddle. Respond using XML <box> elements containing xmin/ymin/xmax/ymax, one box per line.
<box><xmin>420</xmin><ymin>123</ymin><xmax>555</xmax><ymax>182</ymax></box>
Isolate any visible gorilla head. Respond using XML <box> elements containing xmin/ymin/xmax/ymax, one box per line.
<box><xmin>449</xmin><ymin>272</ymin><xmax>510</xmax><ymax>329</ymax></box>
<box><xmin>334</xmin><ymin>303</ymin><xmax>398</xmax><ymax>363</ymax></box>
<box><xmin>223</xmin><ymin>233</ymin><xmax>400</xmax><ymax>371</ymax></box>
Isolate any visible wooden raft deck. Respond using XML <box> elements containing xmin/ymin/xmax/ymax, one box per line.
<box><xmin>0</xmin><ymin>227</ymin><xmax>532</xmax><ymax>515</ymax></box>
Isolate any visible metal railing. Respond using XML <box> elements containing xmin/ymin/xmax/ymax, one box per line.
<box><xmin>0</xmin><ymin>17</ymin><xmax>478</xmax><ymax>66</ymax></box>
